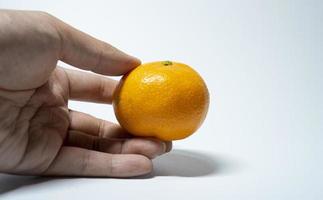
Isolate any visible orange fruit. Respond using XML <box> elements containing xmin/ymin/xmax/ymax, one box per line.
<box><xmin>113</xmin><ymin>61</ymin><xmax>209</xmax><ymax>141</ymax></box>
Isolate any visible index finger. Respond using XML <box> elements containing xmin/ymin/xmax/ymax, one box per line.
<box><xmin>48</xmin><ymin>14</ymin><xmax>141</xmax><ymax>75</ymax></box>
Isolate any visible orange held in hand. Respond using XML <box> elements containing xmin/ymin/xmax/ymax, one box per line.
<box><xmin>113</xmin><ymin>61</ymin><xmax>209</xmax><ymax>141</ymax></box>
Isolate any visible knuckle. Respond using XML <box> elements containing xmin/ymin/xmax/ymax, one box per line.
<box><xmin>98</xmin><ymin>78</ymin><xmax>107</xmax><ymax>100</ymax></box>
<box><xmin>91</xmin><ymin>138</ymin><xmax>101</xmax><ymax>151</ymax></box>
<box><xmin>109</xmin><ymin>155</ymin><xmax>115</xmax><ymax>176</ymax></box>
<box><xmin>97</xmin><ymin>119</ymin><xmax>106</xmax><ymax>137</ymax></box>
<box><xmin>94</xmin><ymin>44</ymin><xmax>105</xmax><ymax>72</ymax></box>
<box><xmin>80</xmin><ymin>150</ymin><xmax>91</xmax><ymax>175</ymax></box>
<box><xmin>36</xmin><ymin>10</ymin><xmax>53</xmax><ymax>20</ymax></box>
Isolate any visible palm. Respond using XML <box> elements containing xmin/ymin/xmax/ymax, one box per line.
<box><xmin>0</xmin><ymin>68</ymin><xmax>69</xmax><ymax>174</ymax></box>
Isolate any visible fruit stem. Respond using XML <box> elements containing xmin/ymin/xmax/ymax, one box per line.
<box><xmin>163</xmin><ymin>61</ymin><xmax>173</xmax><ymax>66</ymax></box>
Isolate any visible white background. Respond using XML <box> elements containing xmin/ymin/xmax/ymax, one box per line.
<box><xmin>0</xmin><ymin>0</ymin><xmax>322</xmax><ymax>199</ymax></box>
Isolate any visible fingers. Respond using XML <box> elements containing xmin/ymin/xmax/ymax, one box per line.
<box><xmin>49</xmin><ymin>14</ymin><xmax>141</xmax><ymax>75</ymax></box>
<box><xmin>68</xmin><ymin>110</ymin><xmax>173</xmax><ymax>154</ymax></box>
<box><xmin>43</xmin><ymin>147</ymin><xmax>152</xmax><ymax>177</ymax></box>
<box><xmin>68</xmin><ymin>110</ymin><xmax>173</xmax><ymax>158</ymax></box>
<box><xmin>63</xmin><ymin>68</ymin><xmax>118</xmax><ymax>104</ymax></box>
<box><xmin>69</xmin><ymin>110</ymin><xmax>131</xmax><ymax>138</ymax></box>
<box><xmin>66</xmin><ymin>130</ymin><xmax>171</xmax><ymax>159</ymax></box>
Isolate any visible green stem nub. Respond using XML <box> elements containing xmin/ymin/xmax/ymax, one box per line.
<box><xmin>163</xmin><ymin>61</ymin><xmax>173</xmax><ymax>66</ymax></box>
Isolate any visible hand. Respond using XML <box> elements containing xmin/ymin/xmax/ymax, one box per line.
<box><xmin>0</xmin><ymin>10</ymin><xmax>171</xmax><ymax>177</ymax></box>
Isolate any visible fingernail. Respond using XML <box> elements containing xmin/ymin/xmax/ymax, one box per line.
<box><xmin>161</xmin><ymin>142</ymin><xmax>167</xmax><ymax>153</ymax></box>
<box><xmin>166</xmin><ymin>141</ymin><xmax>172</xmax><ymax>153</ymax></box>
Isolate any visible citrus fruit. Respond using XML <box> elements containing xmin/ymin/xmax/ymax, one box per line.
<box><xmin>113</xmin><ymin>61</ymin><xmax>209</xmax><ymax>141</ymax></box>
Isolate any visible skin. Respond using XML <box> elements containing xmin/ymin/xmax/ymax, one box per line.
<box><xmin>0</xmin><ymin>10</ymin><xmax>172</xmax><ymax>177</ymax></box>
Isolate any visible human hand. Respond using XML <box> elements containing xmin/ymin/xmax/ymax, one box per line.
<box><xmin>0</xmin><ymin>10</ymin><xmax>171</xmax><ymax>177</ymax></box>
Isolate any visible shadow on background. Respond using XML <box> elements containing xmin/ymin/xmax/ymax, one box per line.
<box><xmin>0</xmin><ymin>175</ymin><xmax>50</xmax><ymax>195</ymax></box>
<box><xmin>145</xmin><ymin>149</ymin><xmax>242</xmax><ymax>178</ymax></box>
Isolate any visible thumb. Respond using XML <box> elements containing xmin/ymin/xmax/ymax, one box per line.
<box><xmin>50</xmin><ymin>15</ymin><xmax>140</xmax><ymax>75</ymax></box>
